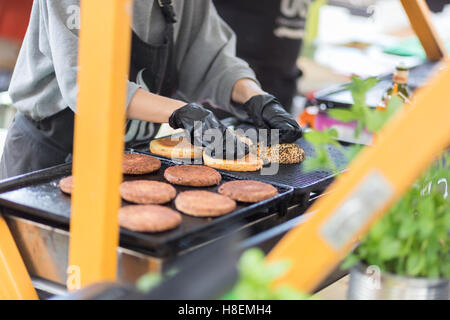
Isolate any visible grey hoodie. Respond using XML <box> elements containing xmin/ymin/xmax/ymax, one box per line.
<box><xmin>9</xmin><ymin>0</ymin><xmax>257</xmax><ymax>120</ymax></box>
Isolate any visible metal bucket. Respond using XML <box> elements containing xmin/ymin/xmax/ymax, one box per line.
<box><xmin>348</xmin><ymin>263</ymin><xmax>450</xmax><ymax>300</ymax></box>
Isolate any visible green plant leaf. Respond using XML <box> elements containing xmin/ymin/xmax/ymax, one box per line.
<box><xmin>302</xmin><ymin>147</ymin><xmax>336</xmax><ymax>172</ymax></box>
<box><xmin>347</xmin><ymin>154</ymin><xmax>450</xmax><ymax>278</ymax></box>
<box><xmin>328</xmin><ymin>109</ymin><xmax>358</xmax><ymax>123</ymax></box>
<box><xmin>345</xmin><ymin>76</ymin><xmax>378</xmax><ymax>107</ymax></box>
<box><xmin>398</xmin><ymin>216</ymin><xmax>417</xmax><ymax>239</ymax></box>
<box><xmin>365</xmin><ymin>111</ymin><xmax>385</xmax><ymax>133</ymax></box>
<box><xmin>354</xmin><ymin>121</ymin><xmax>364</xmax><ymax>139</ymax></box>
<box><xmin>378</xmin><ymin>238</ymin><xmax>402</xmax><ymax>260</ymax></box>
<box><xmin>136</xmin><ymin>273</ymin><xmax>163</xmax><ymax>293</ymax></box>
<box><xmin>406</xmin><ymin>253</ymin><xmax>425</xmax><ymax>277</ymax></box>
<box><xmin>341</xmin><ymin>254</ymin><xmax>360</xmax><ymax>270</ymax></box>
<box><xmin>265</xmin><ymin>261</ymin><xmax>291</xmax><ymax>282</ymax></box>
<box><xmin>386</xmin><ymin>95</ymin><xmax>403</xmax><ymax>114</ymax></box>
<box><xmin>304</xmin><ymin>128</ymin><xmax>339</xmax><ymax>146</ymax></box>
<box><xmin>343</xmin><ymin>145</ymin><xmax>364</xmax><ymax>162</ymax></box>
<box><xmin>226</xmin><ymin>248</ymin><xmax>312</xmax><ymax>300</ymax></box>
<box><xmin>275</xmin><ymin>285</ymin><xmax>314</xmax><ymax>300</ymax></box>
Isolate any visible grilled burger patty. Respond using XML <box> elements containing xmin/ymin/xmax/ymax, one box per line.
<box><xmin>164</xmin><ymin>165</ymin><xmax>222</xmax><ymax>187</ymax></box>
<box><xmin>59</xmin><ymin>176</ymin><xmax>74</xmax><ymax>194</ymax></box>
<box><xmin>123</xmin><ymin>153</ymin><xmax>161</xmax><ymax>175</ymax></box>
<box><xmin>218</xmin><ymin>180</ymin><xmax>278</xmax><ymax>203</ymax></box>
<box><xmin>174</xmin><ymin>191</ymin><xmax>236</xmax><ymax>217</ymax></box>
<box><xmin>119</xmin><ymin>205</ymin><xmax>182</xmax><ymax>232</ymax></box>
<box><xmin>120</xmin><ymin>180</ymin><xmax>176</xmax><ymax>204</ymax></box>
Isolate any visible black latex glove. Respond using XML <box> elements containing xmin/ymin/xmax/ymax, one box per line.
<box><xmin>169</xmin><ymin>103</ymin><xmax>248</xmax><ymax>159</ymax></box>
<box><xmin>244</xmin><ymin>94</ymin><xmax>302</xmax><ymax>144</ymax></box>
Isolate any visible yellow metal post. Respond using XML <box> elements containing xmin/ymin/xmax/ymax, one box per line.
<box><xmin>0</xmin><ymin>215</ymin><xmax>38</xmax><ymax>300</ymax></box>
<box><xmin>401</xmin><ymin>0</ymin><xmax>448</xmax><ymax>61</ymax></box>
<box><xmin>267</xmin><ymin>61</ymin><xmax>450</xmax><ymax>292</ymax></box>
<box><xmin>68</xmin><ymin>0</ymin><xmax>132</xmax><ymax>288</ymax></box>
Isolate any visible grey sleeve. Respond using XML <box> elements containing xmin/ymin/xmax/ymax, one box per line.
<box><xmin>16</xmin><ymin>0</ymin><xmax>139</xmax><ymax>114</ymax></box>
<box><xmin>175</xmin><ymin>1</ymin><xmax>258</xmax><ymax>119</ymax></box>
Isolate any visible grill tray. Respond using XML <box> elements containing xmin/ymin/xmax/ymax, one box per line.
<box><xmin>0</xmin><ymin>157</ymin><xmax>293</xmax><ymax>257</ymax></box>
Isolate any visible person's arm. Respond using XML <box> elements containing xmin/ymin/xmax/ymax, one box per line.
<box><xmin>232</xmin><ymin>78</ymin><xmax>303</xmax><ymax>143</ymax></box>
<box><xmin>126</xmin><ymin>88</ymin><xmax>185</xmax><ymax>123</ymax></box>
<box><xmin>231</xmin><ymin>78</ymin><xmax>267</xmax><ymax>104</ymax></box>
<box><xmin>175</xmin><ymin>2</ymin><xmax>302</xmax><ymax>143</ymax></box>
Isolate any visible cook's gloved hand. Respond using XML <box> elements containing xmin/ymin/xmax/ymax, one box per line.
<box><xmin>169</xmin><ymin>103</ymin><xmax>249</xmax><ymax>159</ymax></box>
<box><xmin>244</xmin><ymin>94</ymin><xmax>302</xmax><ymax>143</ymax></box>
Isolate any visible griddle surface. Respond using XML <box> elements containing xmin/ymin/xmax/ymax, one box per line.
<box><xmin>137</xmin><ymin>136</ymin><xmax>348</xmax><ymax>197</ymax></box>
<box><xmin>0</xmin><ymin>158</ymin><xmax>292</xmax><ymax>257</ymax></box>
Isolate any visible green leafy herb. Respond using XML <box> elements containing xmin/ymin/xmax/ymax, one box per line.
<box><xmin>329</xmin><ymin>77</ymin><xmax>403</xmax><ymax>137</ymax></box>
<box><xmin>136</xmin><ymin>267</ymin><xmax>178</xmax><ymax>293</ymax></box>
<box><xmin>303</xmin><ymin>128</ymin><xmax>342</xmax><ymax>173</ymax></box>
<box><xmin>136</xmin><ymin>273</ymin><xmax>163</xmax><ymax>293</ymax></box>
<box><xmin>135</xmin><ymin>249</ymin><xmax>313</xmax><ymax>299</ymax></box>
<box><xmin>342</xmin><ymin>153</ymin><xmax>450</xmax><ymax>278</ymax></box>
<box><xmin>304</xmin><ymin>128</ymin><xmax>339</xmax><ymax>146</ymax></box>
<box><xmin>304</xmin><ymin>76</ymin><xmax>404</xmax><ymax>173</ymax></box>
<box><xmin>346</xmin><ymin>76</ymin><xmax>379</xmax><ymax>107</ymax></box>
<box><xmin>224</xmin><ymin>248</ymin><xmax>314</xmax><ymax>300</ymax></box>
<box><xmin>305</xmin><ymin>76</ymin><xmax>449</xmax><ymax>280</ymax></box>
<box><xmin>365</xmin><ymin>95</ymin><xmax>403</xmax><ymax>133</ymax></box>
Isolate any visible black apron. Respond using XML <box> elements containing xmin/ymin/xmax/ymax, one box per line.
<box><xmin>0</xmin><ymin>0</ymin><xmax>178</xmax><ymax>180</ymax></box>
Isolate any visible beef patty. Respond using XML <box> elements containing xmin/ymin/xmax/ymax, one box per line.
<box><xmin>120</xmin><ymin>180</ymin><xmax>176</xmax><ymax>204</ymax></box>
<box><xmin>59</xmin><ymin>176</ymin><xmax>74</xmax><ymax>194</ymax></box>
<box><xmin>218</xmin><ymin>180</ymin><xmax>278</xmax><ymax>203</ymax></box>
<box><xmin>123</xmin><ymin>153</ymin><xmax>161</xmax><ymax>175</ymax></box>
<box><xmin>174</xmin><ymin>191</ymin><xmax>236</xmax><ymax>217</ymax></box>
<box><xmin>119</xmin><ymin>205</ymin><xmax>182</xmax><ymax>232</ymax></box>
<box><xmin>164</xmin><ymin>165</ymin><xmax>222</xmax><ymax>187</ymax></box>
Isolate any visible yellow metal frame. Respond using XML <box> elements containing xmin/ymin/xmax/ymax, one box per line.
<box><xmin>68</xmin><ymin>0</ymin><xmax>133</xmax><ymax>289</ymax></box>
<box><xmin>0</xmin><ymin>215</ymin><xmax>38</xmax><ymax>300</ymax></box>
<box><xmin>401</xmin><ymin>0</ymin><xmax>448</xmax><ymax>61</ymax></box>
<box><xmin>267</xmin><ymin>61</ymin><xmax>450</xmax><ymax>292</ymax></box>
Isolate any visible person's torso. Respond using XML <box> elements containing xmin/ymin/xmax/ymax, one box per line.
<box><xmin>9</xmin><ymin>0</ymin><xmax>188</xmax><ymax>121</ymax></box>
<box><xmin>214</xmin><ymin>0</ymin><xmax>311</xmax><ymax>71</ymax></box>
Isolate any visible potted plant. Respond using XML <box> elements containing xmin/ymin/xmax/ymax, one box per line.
<box><xmin>342</xmin><ymin>154</ymin><xmax>450</xmax><ymax>300</ymax></box>
<box><xmin>304</xmin><ymin>76</ymin><xmax>450</xmax><ymax>300</ymax></box>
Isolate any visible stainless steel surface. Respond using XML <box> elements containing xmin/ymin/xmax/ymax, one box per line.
<box><xmin>348</xmin><ymin>263</ymin><xmax>450</xmax><ymax>300</ymax></box>
<box><xmin>4</xmin><ymin>215</ymin><xmax>163</xmax><ymax>287</ymax></box>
